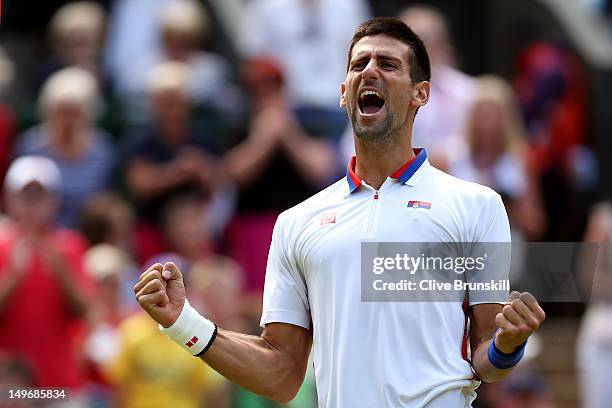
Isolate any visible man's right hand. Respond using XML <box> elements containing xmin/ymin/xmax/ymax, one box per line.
<box><xmin>134</xmin><ymin>262</ymin><xmax>185</xmax><ymax>328</ymax></box>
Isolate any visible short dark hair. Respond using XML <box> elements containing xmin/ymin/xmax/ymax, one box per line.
<box><xmin>347</xmin><ymin>17</ymin><xmax>431</xmax><ymax>84</ymax></box>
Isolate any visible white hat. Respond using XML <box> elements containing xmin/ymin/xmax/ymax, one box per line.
<box><xmin>4</xmin><ymin>156</ymin><xmax>62</xmax><ymax>193</ymax></box>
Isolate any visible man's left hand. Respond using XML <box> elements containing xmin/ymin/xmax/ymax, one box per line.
<box><xmin>494</xmin><ymin>291</ymin><xmax>546</xmax><ymax>353</ymax></box>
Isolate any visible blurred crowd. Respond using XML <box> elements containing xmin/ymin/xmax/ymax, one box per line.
<box><xmin>0</xmin><ymin>1</ymin><xmax>609</xmax><ymax>407</ymax></box>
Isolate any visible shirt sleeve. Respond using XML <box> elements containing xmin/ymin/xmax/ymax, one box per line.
<box><xmin>475</xmin><ymin>192</ymin><xmax>511</xmax><ymax>243</ymax></box>
<box><xmin>467</xmin><ymin>191</ymin><xmax>511</xmax><ymax>305</ymax></box>
<box><xmin>260</xmin><ymin>212</ymin><xmax>311</xmax><ymax>329</ymax></box>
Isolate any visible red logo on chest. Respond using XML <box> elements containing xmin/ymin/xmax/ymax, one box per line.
<box><xmin>320</xmin><ymin>212</ymin><xmax>336</xmax><ymax>225</ymax></box>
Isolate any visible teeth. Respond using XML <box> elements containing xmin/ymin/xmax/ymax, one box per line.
<box><xmin>360</xmin><ymin>90</ymin><xmax>384</xmax><ymax>100</ymax></box>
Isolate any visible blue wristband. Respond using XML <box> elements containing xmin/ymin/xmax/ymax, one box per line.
<box><xmin>487</xmin><ymin>331</ymin><xmax>527</xmax><ymax>369</ymax></box>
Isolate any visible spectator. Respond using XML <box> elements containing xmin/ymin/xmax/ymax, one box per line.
<box><xmin>577</xmin><ymin>202</ymin><xmax>612</xmax><ymax>408</ymax></box>
<box><xmin>161</xmin><ymin>194</ymin><xmax>214</xmax><ymax>266</ymax></box>
<box><xmin>104</xmin><ymin>0</ymin><xmax>165</xmax><ymax>104</ymax></box>
<box><xmin>84</xmin><ymin>243</ymin><xmax>135</xmax><ymax>329</ymax></box>
<box><xmin>14</xmin><ymin>67</ymin><xmax>116</xmax><ymax>228</ymax></box>
<box><xmin>33</xmin><ymin>2</ymin><xmax>107</xmax><ymax>92</ymax></box>
<box><xmin>513</xmin><ymin>39</ymin><xmax>594</xmax><ymax>240</ymax></box>
<box><xmin>448</xmin><ymin>76</ymin><xmax>546</xmax><ymax>240</ymax></box>
<box><xmin>123</xmin><ymin>62</ymin><xmax>230</xmax><ymax>228</ymax></box>
<box><xmin>105</xmin><ymin>309</ymin><xmax>228</xmax><ymax>407</ymax></box>
<box><xmin>187</xmin><ymin>256</ymin><xmax>249</xmax><ymax>335</ymax></box>
<box><xmin>239</xmin><ymin>0</ymin><xmax>369</xmax><ymax>111</ymax></box>
<box><xmin>0</xmin><ymin>156</ymin><xmax>91</xmax><ymax>399</ymax></box>
<box><xmin>513</xmin><ymin>40</ymin><xmax>589</xmax><ymax>176</ymax></box>
<box><xmin>79</xmin><ymin>191</ymin><xmax>135</xmax><ymax>253</ymax></box>
<box><xmin>77</xmin><ymin>191</ymin><xmax>165</xmax><ymax>268</ymax></box>
<box><xmin>26</xmin><ymin>2</ymin><xmax>124</xmax><ymax>135</ymax></box>
<box><xmin>82</xmin><ymin>244</ymin><xmax>136</xmax><ymax>406</ymax></box>
<box><xmin>223</xmin><ymin>57</ymin><xmax>337</xmax><ymax>292</ymax></box>
<box><xmin>158</xmin><ymin>0</ymin><xmax>240</xmax><ymax>117</ymax></box>
<box><xmin>399</xmin><ymin>5</ymin><xmax>476</xmax><ymax>162</ymax></box>
<box><xmin>114</xmin><ymin>0</ymin><xmax>240</xmax><ymax>125</ymax></box>
<box><xmin>187</xmin><ymin>256</ymin><xmax>308</xmax><ymax>407</ymax></box>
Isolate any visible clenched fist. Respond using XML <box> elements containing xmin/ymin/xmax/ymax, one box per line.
<box><xmin>134</xmin><ymin>262</ymin><xmax>185</xmax><ymax>328</ymax></box>
<box><xmin>495</xmin><ymin>291</ymin><xmax>546</xmax><ymax>353</ymax></box>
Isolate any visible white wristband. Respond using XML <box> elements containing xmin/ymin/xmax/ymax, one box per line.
<box><xmin>159</xmin><ymin>299</ymin><xmax>217</xmax><ymax>356</ymax></box>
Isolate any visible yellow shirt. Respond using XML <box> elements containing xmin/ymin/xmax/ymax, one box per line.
<box><xmin>106</xmin><ymin>312</ymin><xmax>225</xmax><ymax>408</ymax></box>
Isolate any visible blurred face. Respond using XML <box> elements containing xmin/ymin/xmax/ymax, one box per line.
<box><xmin>189</xmin><ymin>271</ymin><xmax>241</xmax><ymax>320</ymax></box>
<box><xmin>471</xmin><ymin>100</ymin><xmax>505</xmax><ymax>154</ymax></box>
<box><xmin>400</xmin><ymin>10</ymin><xmax>449</xmax><ymax>66</ymax></box>
<box><xmin>162</xmin><ymin>30</ymin><xmax>196</xmax><ymax>61</ymax></box>
<box><xmin>202</xmin><ymin>277</ymin><xmax>240</xmax><ymax>317</ymax></box>
<box><xmin>342</xmin><ymin>35</ymin><xmax>428</xmax><ymax>142</ymax></box>
<box><xmin>99</xmin><ymin>274</ymin><xmax>121</xmax><ymax>306</ymax></box>
<box><xmin>165</xmin><ymin>204</ymin><xmax>209</xmax><ymax>257</ymax></box>
<box><xmin>62</xmin><ymin>29</ymin><xmax>100</xmax><ymax>66</ymax></box>
<box><xmin>6</xmin><ymin>183</ymin><xmax>57</xmax><ymax>229</ymax></box>
<box><xmin>152</xmin><ymin>90</ymin><xmax>190</xmax><ymax>132</ymax></box>
<box><xmin>46</xmin><ymin>101</ymin><xmax>88</xmax><ymax>136</ymax></box>
<box><xmin>108</xmin><ymin>207</ymin><xmax>133</xmax><ymax>245</ymax></box>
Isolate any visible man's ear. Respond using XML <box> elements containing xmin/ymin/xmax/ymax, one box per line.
<box><xmin>340</xmin><ymin>82</ymin><xmax>347</xmax><ymax>108</ymax></box>
<box><xmin>412</xmin><ymin>81</ymin><xmax>431</xmax><ymax>108</ymax></box>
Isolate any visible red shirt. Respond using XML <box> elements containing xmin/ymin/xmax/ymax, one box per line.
<box><xmin>0</xmin><ymin>225</ymin><xmax>92</xmax><ymax>389</ymax></box>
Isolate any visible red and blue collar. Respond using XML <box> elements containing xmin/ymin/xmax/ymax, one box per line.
<box><xmin>346</xmin><ymin>148</ymin><xmax>427</xmax><ymax>193</ymax></box>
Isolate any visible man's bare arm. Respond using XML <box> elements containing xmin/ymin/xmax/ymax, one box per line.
<box><xmin>470</xmin><ymin>292</ymin><xmax>545</xmax><ymax>382</ymax></box>
<box><xmin>201</xmin><ymin>323</ymin><xmax>312</xmax><ymax>402</ymax></box>
<box><xmin>134</xmin><ymin>263</ymin><xmax>312</xmax><ymax>403</ymax></box>
<box><xmin>469</xmin><ymin>303</ymin><xmax>506</xmax><ymax>382</ymax></box>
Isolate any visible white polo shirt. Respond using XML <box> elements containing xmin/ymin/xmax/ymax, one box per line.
<box><xmin>261</xmin><ymin>148</ymin><xmax>511</xmax><ymax>408</ymax></box>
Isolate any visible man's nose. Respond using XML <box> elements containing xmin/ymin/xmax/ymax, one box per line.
<box><xmin>361</xmin><ymin>60</ymin><xmax>379</xmax><ymax>81</ymax></box>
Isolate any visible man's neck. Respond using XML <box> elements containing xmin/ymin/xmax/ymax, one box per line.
<box><xmin>353</xmin><ymin>132</ymin><xmax>415</xmax><ymax>190</ymax></box>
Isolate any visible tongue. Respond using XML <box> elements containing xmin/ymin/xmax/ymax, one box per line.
<box><xmin>363</xmin><ymin>104</ymin><xmax>381</xmax><ymax>115</ymax></box>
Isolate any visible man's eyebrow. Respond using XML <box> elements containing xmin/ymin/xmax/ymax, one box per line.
<box><xmin>376</xmin><ymin>53</ymin><xmax>403</xmax><ymax>63</ymax></box>
<box><xmin>350</xmin><ymin>52</ymin><xmax>403</xmax><ymax>64</ymax></box>
<box><xmin>349</xmin><ymin>54</ymin><xmax>369</xmax><ymax>64</ymax></box>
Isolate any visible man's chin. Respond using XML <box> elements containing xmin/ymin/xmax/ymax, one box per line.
<box><xmin>351</xmin><ymin>114</ymin><xmax>391</xmax><ymax>141</ymax></box>
<box><xmin>353</xmin><ymin>123</ymin><xmax>391</xmax><ymax>142</ymax></box>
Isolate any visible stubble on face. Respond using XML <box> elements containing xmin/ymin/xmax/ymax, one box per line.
<box><xmin>350</xmin><ymin>98</ymin><xmax>395</xmax><ymax>144</ymax></box>
<box><xmin>349</xmin><ymin>100</ymin><xmax>412</xmax><ymax>152</ymax></box>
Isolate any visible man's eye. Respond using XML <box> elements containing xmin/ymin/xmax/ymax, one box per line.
<box><xmin>351</xmin><ymin>63</ymin><xmax>365</xmax><ymax>71</ymax></box>
<box><xmin>381</xmin><ymin>62</ymin><xmax>395</xmax><ymax>70</ymax></box>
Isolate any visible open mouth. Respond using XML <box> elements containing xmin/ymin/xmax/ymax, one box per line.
<box><xmin>358</xmin><ymin>90</ymin><xmax>385</xmax><ymax>116</ymax></box>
